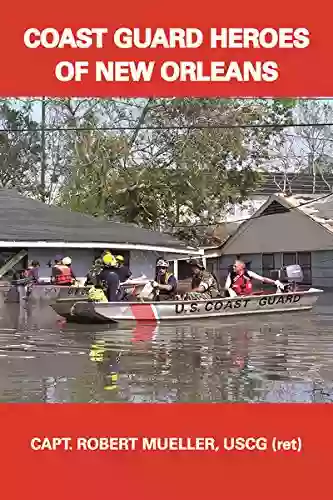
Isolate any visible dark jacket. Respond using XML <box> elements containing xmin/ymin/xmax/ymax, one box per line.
<box><xmin>97</xmin><ymin>268</ymin><xmax>120</xmax><ymax>302</ymax></box>
<box><xmin>116</xmin><ymin>265</ymin><xmax>132</xmax><ymax>282</ymax></box>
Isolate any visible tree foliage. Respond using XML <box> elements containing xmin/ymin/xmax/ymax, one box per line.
<box><xmin>267</xmin><ymin>100</ymin><xmax>333</xmax><ymax>194</ymax></box>
<box><xmin>59</xmin><ymin>98</ymin><xmax>296</xmax><ymax>243</ymax></box>
<box><xmin>0</xmin><ymin>97</ymin><xmax>297</xmax><ymax>244</ymax></box>
<box><xmin>0</xmin><ymin>101</ymin><xmax>40</xmax><ymax>194</ymax></box>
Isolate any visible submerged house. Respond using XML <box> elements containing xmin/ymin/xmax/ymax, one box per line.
<box><xmin>225</xmin><ymin>172</ymin><xmax>333</xmax><ymax>224</ymax></box>
<box><xmin>0</xmin><ymin>189</ymin><xmax>202</xmax><ymax>282</ymax></box>
<box><xmin>204</xmin><ymin>193</ymin><xmax>333</xmax><ymax>288</ymax></box>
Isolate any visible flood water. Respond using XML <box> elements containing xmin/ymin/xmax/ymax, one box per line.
<box><xmin>0</xmin><ymin>293</ymin><xmax>332</xmax><ymax>403</ymax></box>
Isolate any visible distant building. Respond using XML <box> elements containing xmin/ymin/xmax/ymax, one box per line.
<box><xmin>224</xmin><ymin>172</ymin><xmax>333</xmax><ymax>223</ymax></box>
<box><xmin>0</xmin><ymin>189</ymin><xmax>202</xmax><ymax>282</ymax></box>
<box><xmin>204</xmin><ymin>193</ymin><xmax>333</xmax><ymax>288</ymax></box>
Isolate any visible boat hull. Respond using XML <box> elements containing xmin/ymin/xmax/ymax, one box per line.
<box><xmin>2</xmin><ymin>280</ymin><xmax>149</xmax><ymax>303</ymax></box>
<box><xmin>51</xmin><ymin>288</ymin><xmax>323</xmax><ymax>324</ymax></box>
<box><xmin>0</xmin><ymin>284</ymin><xmax>89</xmax><ymax>303</ymax></box>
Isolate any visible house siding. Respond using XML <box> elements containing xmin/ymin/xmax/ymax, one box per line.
<box><xmin>27</xmin><ymin>248</ymin><xmax>160</xmax><ymax>281</ymax></box>
<box><xmin>129</xmin><ymin>250</ymin><xmax>158</xmax><ymax>279</ymax></box>
<box><xmin>221</xmin><ymin>209</ymin><xmax>333</xmax><ymax>254</ymax></box>
<box><xmin>204</xmin><ymin>196</ymin><xmax>333</xmax><ymax>289</ymax></box>
<box><xmin>27</xmin><ymin>248</ymin><xmax>95</xmax><ymax>281</ymax></box>
<box><xmin>311</xmin><ymin>250</ymin><xmax>333</xmax><ymax>287</ymax></box>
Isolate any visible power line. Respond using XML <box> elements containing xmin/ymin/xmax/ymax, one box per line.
<box><xmin>172</xmin><ymin>192</ymin><xmax>333</xmax><ymax>229</ymax></box>
<box><xmin>283</xmin><ymin>133</ymin><xmax>333</xmax><ymax>146</ymax></box>
<box><xmin>2</xmin><ymin>122</ymin><xmax>333</xmax><ymax>132</ymax></box>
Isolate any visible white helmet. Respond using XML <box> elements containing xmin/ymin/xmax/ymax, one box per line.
<box><xmin>62</xmin><ymin>257</ymin><xmax>72</xmax><ymax>265</ymax></box>
<box><xmin>156</xmin><ymin>259</ymin><xmax>169</xmax><ymax>268</ymax></box>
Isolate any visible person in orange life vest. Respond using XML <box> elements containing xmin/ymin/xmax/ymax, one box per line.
<box><xmin>224</xmin><ymin>260</ymin><xmax>284</xmax><ymax>296</ymax></box>
<box><xmin>62</xmin><ymin>256</ymin><xmax>77</xmax><ymax>281</ymax></box>
<box><xmin>24</xmin><ymin>261</ymin><xmax>40</xmax><ymax>283</ymax></box>
<box><xmin>50</xmin><ymin>254</ymin><xmax>63</xmax><ymax>284</ymax></box>
<box><xmin>53</xmin><ymin>256</ymin><xmax>75</xmax><ymax>286</ymax></box>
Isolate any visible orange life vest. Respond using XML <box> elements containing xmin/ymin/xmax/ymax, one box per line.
<box><xmin>231</xmin><ymin>271</ymin><xmax>253</xmax><ymax>296</ymax></box>
<box><xmin>54</xmin><ymin>265</ymin><xmax>73</xmax><ymax>285</ymax></box>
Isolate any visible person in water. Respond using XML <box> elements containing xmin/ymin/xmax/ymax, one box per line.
<box><xmin>96</xmin><ymin>253</ymin><xmax>120</xmax><ymax>302</ymax></box>
<box><xmin>185</xmin><ymin>258</ymin><xmax>220</xmax><ymax>300</ymax></box>
<box><xmin>152</xmin><ymin>259</ymin><xmax>178</xmax><ymax>300</ymax></box>
<box><xmin>224</xmin><ymin>260</ymin><xmax>284</xmax><ymax>296</ymax></box>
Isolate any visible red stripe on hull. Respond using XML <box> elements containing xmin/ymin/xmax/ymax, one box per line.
<box><xmin>130</xmin><ymin>304</ymin><xmax>156</xmax><ymax>322</ymax></box>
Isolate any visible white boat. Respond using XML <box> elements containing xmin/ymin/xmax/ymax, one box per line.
<box><xmin>3</xmin><ymin>276</ymin><xmax>149</xmax><ymax>303</ymax></box>
<box><xmin>50</xmin><ymin>287</ymin><xmax>323</xmax><ymax>324</ymax></box>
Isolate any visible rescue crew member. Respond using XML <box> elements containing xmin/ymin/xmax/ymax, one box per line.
<box><xmin>224</xmin><ymin>260</ymin><xmax>284</xmax><ymax>296</ymax></box>
<box><xmin>62</xmin><ymin>256</ymin><xmax>76</xmax><ymax>281</ymax></box>
<box><xmin>115</xmin><ymin>255</ymin><xmax>132</xmax><ymax>282</ymax></box>
<box><xmin>24</xmin><ymin>260</ymin><xmax>40</xmax><ymax>284</ymax></box>
<box><xmin>53</xmin><ymin>257</ymin><xmax>75</xmax><ymax>286</ymax></box>
<box><xmin>152</xmin><ymin>259</ymin><xmax>178</xmax><ymax>300</ymax></box>
<box><xmin>185</xmin><ymin>259</ymin><xmax>220</xmax><ymax>300</ymax></box>
<box><xmin>85</xmin><ymin>250</ymin><xmax>111</xmax><ymax>286</ymax></box>
<box><xmin>85</xmin><ymin>257</ymin><xmax>102</xmax><ymax>285</ymax></box>
<box><xmin>88</xmin><ymin>285</ymin><xmax>108</xmax><ymax>302</ymax></box>
<box><xmin>96</xmin><ymin>253</ymin><xmax>120</xmax><ymax>302</ymax></box>
<box><xmin>50</xmin><ymin>255</ymin><xmax>63</xmax><ymax>283</ymax></box>
<box><xmin>54</xmin><ymin>255</ymin><xmax>63</xmax><ymax>266</ymax></box>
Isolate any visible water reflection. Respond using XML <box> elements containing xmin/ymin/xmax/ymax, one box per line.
<box><xmin>0</xmin><ymin>296</ymin><xmax>332</xmax><ymax>402</ymax></box>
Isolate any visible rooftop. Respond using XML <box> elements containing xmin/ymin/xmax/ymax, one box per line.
<box><xmin>255</xmin><ymin>173</ymin><xmax>333</xmax><ymax>196</ymax></box>
<box><xmin>0</xmin><ymin>189</ymin><xmax>199</xmax><ymax>254</ymax></box>
<box><xmin>275</xmin><ymin>192</ymin><xmax>333</xmax><ymax>235</ymax></box>
<box><xmin>203</xmin><ymin>192</ymin><xmax>333</xmax><ymax>255</ymax></box>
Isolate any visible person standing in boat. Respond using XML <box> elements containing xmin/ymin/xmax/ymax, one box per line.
<box><xmin>85</xmin><ymin>250</ymin><xmax>111</xmax><ymax>286</ymax></box>
<box><xmin>115</xmin><ymin>255</ymin><xmax>132</xmax><ymax>301</ymax></box>
<box><xmin>115</xmin><ymin>255</ymin><xmax>132</xmax><ymax>282</ymax></box>
<box><xmin>24</xmin><ymin>260</ymin><xmax>40</xmax><ymax>284</ymax></box>
<box><xmin>224</xmin><ymin>260</ymin><xmax>284</xmax><ymax>297</ymax></box>
<box><xmin>185</xmin><ymin>259</ymin><xmax>220</xmax><ymax>300</ymax></box>
<box><xmin>152</xmin><ymin>259</ymin><xmax>178</xmax><ymax>300</ymax></box>
<box><xmin>62</xmin><ymin>257</ymin><xmax>77</xmax><ymax>282</ymax></box>
<box><xmin>96</xmin><ymin>253</ymin><xmax>120</xmax><ymax>302</ymax></box>
<box><xmin>50</xmin><ymin>254</ymin><xmax>63</xmax><ymax>284</ymax></box>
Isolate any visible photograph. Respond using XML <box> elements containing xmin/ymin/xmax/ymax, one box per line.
<box><xmin>0</xmin><ymin>97</ymin><xmax>331</xmax><ymax>403</ymax></box>
<box><xmin>1</xmin><ymin>1</ymin><xmax>332</xmax><ymax>496</ymax></box>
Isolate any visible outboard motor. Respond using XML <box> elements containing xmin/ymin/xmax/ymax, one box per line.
<box><xmin>270</xmin><ymin>264</ymin><xmax>303</xmax><ymax>292</ymax></box>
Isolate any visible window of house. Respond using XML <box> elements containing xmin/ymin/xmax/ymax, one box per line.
<box><xmin>283</xmin><ymin>253</ymin><xmax>297</xmax><ymax>266</ymax></box>
<box><xmin>262</xmin><ymin>253</ymin><xmax>275</xmax><ymax>276</ymax></box>
<box><xmin>297</xmin><ymin>252</ymin><xmax>312</xmax><ymax>284</ymax></box>
<box><xmin>177</xmin><ymin>260</ymin><xmax>192</xmax><ymax>280</ymax></box>
<box><xmin>282</xmin><ymin>252</ymin><xmax>312</xmax><ymax>284</ymax></box>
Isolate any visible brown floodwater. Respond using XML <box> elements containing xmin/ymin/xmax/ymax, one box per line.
<box><xmin>0</xmin><ymin>293</ymin><xmax>332</xmax><ymax>403</ymax></box>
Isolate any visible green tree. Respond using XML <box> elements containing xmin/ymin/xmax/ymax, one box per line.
<box><xmin>59</xmin><ymin>98</ymin><xmax>296</xmax><ymax>243</ymax></box>
<box><xmin>0</xmin><ymin>101</ymin><xmax>41</xmax><ymax>194</ymax></box>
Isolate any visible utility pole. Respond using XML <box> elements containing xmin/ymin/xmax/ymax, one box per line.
<box><xmin>40</xmin><ymin>97</ymin><xmax>47</xmax><ymax>202</ymax></box>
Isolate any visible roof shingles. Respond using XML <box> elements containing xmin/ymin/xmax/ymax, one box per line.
<box><xmin>0</xmin><ymin>189</ymin><xmax>191</xmax><ymax>250</ymax></box>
